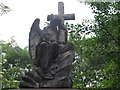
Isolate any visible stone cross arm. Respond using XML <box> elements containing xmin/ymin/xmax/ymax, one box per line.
<box><xmin>47</xmin><ymin>2</ymin><xmax>75</xmax><ymax>21</ymax></box>
<box><xmin>47</xmin><ymin>14</ymin><xmax>75</xmax><ymax>21</ymax></box>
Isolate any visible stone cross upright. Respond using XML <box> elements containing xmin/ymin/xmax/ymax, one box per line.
<box><xmin>47</xmin><ymin>2</ymin><xmax>75</xmax><ymax>23</ymax></box>
<box><xmin>47</xmin><ymin>2</ymin><xmax>75</xmax><ymax>43</ymax></box>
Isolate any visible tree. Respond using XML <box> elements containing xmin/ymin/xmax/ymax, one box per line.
<box><xmin>1</xmin><ymin>37</ymin><xmax>32</xmax><ymax>89</ymax></box>
<box><xmin>0</xmin><ymin>3</ymin><xmax>11</xmax><ymax>15</ymax></box>
<box><xmin>68</xmin><ymin>1</ymin><xmax>120</xmax><ymax>88</ymax></box>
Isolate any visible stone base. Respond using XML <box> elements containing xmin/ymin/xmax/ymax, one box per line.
<box><xmin>10</xmin><ymin>88</ymin><xmax>79</xmax><ymax>90</ymax></box>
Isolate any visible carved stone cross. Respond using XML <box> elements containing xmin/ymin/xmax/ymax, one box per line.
<box><xmin>47</xmin><ymin>2</ymin><xmax>75</xmax><ymax>22</ymax></box>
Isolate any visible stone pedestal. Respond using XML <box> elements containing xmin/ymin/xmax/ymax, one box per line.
<box><xmin>11</xmin><ymin>88</ymin><xmax>79</xmax><ymax>90</ymax></box>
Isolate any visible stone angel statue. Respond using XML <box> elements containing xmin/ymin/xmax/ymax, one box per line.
<box><xmin>19</xmin><ymin>16</ymin><xmax>74</xmax><ymax>88</ymax></box>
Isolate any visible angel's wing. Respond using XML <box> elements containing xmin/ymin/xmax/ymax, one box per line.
<box><xmin>29</xmin><ymin>18</ymin><xmax>43</xmax><ymax>63</ymax></box>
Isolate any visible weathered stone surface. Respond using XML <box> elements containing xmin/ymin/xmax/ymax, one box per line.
<box><xmin>10</xmin><ymin>88</ymin><xmax>79</xmax><ymax>90</ymax></box>
<box><xmin>47</xmin><ymin>14</ymin><xmax>75</xmax><ymax>21</ymax></box>
<box><xmin>47</xmin><ymin>2</ymin><xmax>75</xmax><ymax>21</ymax></box>
<box><xmin>19</xmin><ymin>42</ymin><xmax>74</xmax><ymax>88</ymax></box>
<box><xmin>19</xmin><ymin>2</ymin><xmax>75</xmax><ymax>88</ymax></box>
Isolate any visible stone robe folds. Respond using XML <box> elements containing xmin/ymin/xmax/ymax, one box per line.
<box><xmin>19</xmin><ymin>17</ymin><xmax>74</xmax><ymax>88</ymax></box>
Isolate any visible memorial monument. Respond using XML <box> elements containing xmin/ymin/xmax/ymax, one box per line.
<box><xmin>19</xmin><ymin>2</ymin><xmax>75</xmax><ymax>88</ymax></box>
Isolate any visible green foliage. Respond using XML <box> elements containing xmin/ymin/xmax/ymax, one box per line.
<box><xmin>2</xmin><ymin>67</ymin><xmax>20</xmax><ymax>89</ymax></box>
<box><xmin>1</xmin><ymin>1</ymin><xmax>120</xmax><ymax>89</ymax></box>
<box><xmin>68</xmin><ymin>1</ymin><xmax>120</xmax><ymax>88</ymax></box>
<box><xmin>1</xmin><ymin>37</ymin><xmax>32</xmax><ymax>89</ymax></box>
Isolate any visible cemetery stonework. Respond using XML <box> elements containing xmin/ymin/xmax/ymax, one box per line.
<box><xmin>19</xmin><ymin>2</ymin><xmax>75</xmax><ymax>88</ymax></box>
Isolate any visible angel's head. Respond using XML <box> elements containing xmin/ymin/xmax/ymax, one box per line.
<box><xmin>50</xmin><ymin>15</ymin><xmax>62</xmax><ymax>27</ymax></box>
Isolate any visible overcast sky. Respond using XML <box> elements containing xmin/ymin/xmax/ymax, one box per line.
<box><xmin>0</xmin><ymin>0</ymin><xmax>94</xmax><ymax>48</ymax></box>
